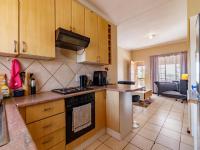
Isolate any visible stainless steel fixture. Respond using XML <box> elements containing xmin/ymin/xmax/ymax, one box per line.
<box><xmin>55</xmin><ymin>28</ymin><xmax>90</xmax><ymax>51</ymax></box>
<box><xmin>52</xmin><ymin>87</ymin><xmax>94</xmax><ymax>95</ymax></box>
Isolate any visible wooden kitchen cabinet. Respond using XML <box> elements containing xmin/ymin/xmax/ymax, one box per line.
<box><xmin>20</xmin><ymin>0</ymin><xmax>55</xmax><ymax>58</ymax></box>
<box><xmin>22</xmin><ymin>99</ymin><xmax>66</xmax><ymax>150</ymax></box>
<box><xmin>35</xmin><ymin>128</ymin><xmax>65</xmax><ymax>150</ymax></box>
<box><xmin>26</xmin><ymin>99</ymin><xmax>65</xmax><ymax>124</ymax></box>
<box><xmin>98</xmin><ymin>16</ymin><xmax>109</xmax><ymax>64</ymax></box>
<box><xmin>95</xmin><ymin>90</ymin><xmax>106</xmax><ymax>130</ymax></box>
<box><xmin>77</xmin><ymin>11</ymin><xmax>111</xmax><ymax>65</ymax></box>
<box><xmin>0</xmin><ymin>0</ymin><xmax>18</xmax><ymax>56</ymax></box>
<box><xmin>56</xmin><ymin>0</ymin><xmax>72</xmax><ymax>30</ymax></box>
<box><xmin>84</xmin><ymin>8</ymin><xmax>99</xmax><ymax>63</ymax></box>
<box><xmin>106</xmin><ymin>90</ymin><xmax>120</xmax><ymax>132</ymax></box>
<box><xmin>72</xmin><ymin>0</ymin><xmax>85</xmax><ymax>35</ymax></box>
<box><xmin>27</xmin><ymin>113</ymin><xmax>65</xmax><ymax>140</ymax></box>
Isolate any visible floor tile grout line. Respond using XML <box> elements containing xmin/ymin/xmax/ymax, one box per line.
<box><xmin>149</xmin><ymin>100</ymin><xmax>172</xmax><ymax>150</ymax></box>
<box><xmin>88</xmin><ymin>97</ymin><xmax>188</xmax><ymax>150</ymax></box>
<box><xmin>131</xmin><ymin>98</ymin><xmax>170</xmax><ymax>150</ymax></box>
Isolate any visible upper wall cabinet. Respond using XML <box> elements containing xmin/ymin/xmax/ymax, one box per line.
<box><xmin>72</xmin><ymin>0</ymin><xmax>85</xmax><ymax>35</ymax></box>
<box><xmin>77</xmin><ymin>11</ymin><xmax>111</xmax><ymax>65</ymax></box>
<box><xmin>98</xmin><ymin>16</ymin><xmax>109</xmax><ymax>65</ymax></box>
<box><xmin>0</xmin><ymin>0</ymin><xmax>18</xmax><ymax>56</ymax></box>
<box><xmin>56</xmin><ymin>0</ymin><xmax>72</xmax><ymax>30</ymax></box>
<box><xmin>84</xmin><ymin>8</ymin><xmax>99</xmax><ymax>63</ymax></box>
<box><xmin>20</xmin><ymin>0</ymin><xmax>55</xmax><ymax>58</ymax></box>
<box><xmin>0</xmin><ymin>0</ymin><xmax>55</xmax><ymax>59</ymax></box>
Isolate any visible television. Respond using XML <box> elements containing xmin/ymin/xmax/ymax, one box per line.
<box><xmin>196</xmin><ymin>14</ymin><xmax>200</xmax><ymax>93</ymax></box>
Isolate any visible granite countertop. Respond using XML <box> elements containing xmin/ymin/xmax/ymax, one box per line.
<box><xmin>1</xmin><ymin>100</ymin><xmax>37</xmax><ymax>150</ymax></box>
<box><xmin>1</xmin><ymin>84</ymin><xmax>143</xmax><ymax>150</ymax></box>
<box><xmin>106</xmin><ymin>84</ymin><xmax>144</xmax><ymax>92</ymax></box>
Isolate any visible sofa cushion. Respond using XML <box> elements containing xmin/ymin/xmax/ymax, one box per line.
<box><xmin>162</xmin><ymin>91</ymin><xmax>186</xmax><ymax>99</ymax></box>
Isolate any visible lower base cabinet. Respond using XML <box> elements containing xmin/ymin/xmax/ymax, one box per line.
<box><xmin>35</xmin><ymin>128</ymin><xmax>65</xmax><ymax>150</ymax></box>
<box><xmin>20</xmin><ymin>99</ymin><xmax>66</xmax><ymax>150</ymax></box>
<box><xmin>49</xmin><ymin>141</ymin><xmax>65</xmax><ymax>150</ymax></box>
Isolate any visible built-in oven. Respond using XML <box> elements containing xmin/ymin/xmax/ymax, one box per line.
<box><xmin>65</xmin><ymin>92</ymin><xmax>95</xmax><ymax>144</ymax></box>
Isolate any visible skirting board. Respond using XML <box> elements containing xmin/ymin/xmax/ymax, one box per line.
<box><xmin>106</xmin><ymin>128</ymin><xmax>122</xmax><ymax>140</ymax></box>
<box><xmin>74</xmin><ymin>128</ymin><xmax>106</xmax><ymax>150</ymax></box>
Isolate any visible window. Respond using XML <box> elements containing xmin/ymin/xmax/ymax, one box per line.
<box><xmin>158</xmin><ymin>55</ymin><xmax>181</xmax><ymax>82</ymax></box>
<box><xmin>137</xmin><ymin>65</ymin><xmax>145</xmax><ymax>79</ymax></box>
<box><xmin>137</xmin><ymin>65</ymin><xmax>145</xmax><ymax>86</ymax></box>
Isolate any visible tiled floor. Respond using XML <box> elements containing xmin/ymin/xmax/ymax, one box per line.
<box><xmin>84</xmin><ymin>95</ymin><xmax>194</xmax><ymax>150</ymax></box>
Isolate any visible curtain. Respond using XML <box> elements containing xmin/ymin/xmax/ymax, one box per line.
<box><xmin>180</xmin><ymin>52</ymin><xmax>188</xmax><ymax>74</ymax></box>
<box><xmin>150</xmin><ymin>52</ymin><xmax>187</xmax><ymax>93</ymax></box>
<box><xmin>150</xmin><ymin>55</ymin><xmax>159</xmax><ymax>93</ymax></box>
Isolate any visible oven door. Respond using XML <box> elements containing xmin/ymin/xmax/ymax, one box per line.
<box><xmin>65</xmin><ymin>93</ymin><xmax>95</xmax><ymax>144</ymax></box>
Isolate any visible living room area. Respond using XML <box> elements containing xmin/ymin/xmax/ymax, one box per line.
<box><xmin>116</xmin><ymin>36</ymin><xmax>194</xmax><ymax>150</ymax></box>
<box><xmin>114</xmin><ymin>0</ymin><xmax>194</xmax><ymax>148</ymax></box>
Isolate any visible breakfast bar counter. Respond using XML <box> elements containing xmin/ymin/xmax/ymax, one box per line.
<box><xmin>105</xmin><ymin>84</ymin><xmax>144</xmax><ymax>140</ymax></box>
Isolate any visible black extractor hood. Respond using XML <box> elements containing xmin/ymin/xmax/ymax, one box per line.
<box><xmin>56</xmin><ymin>28</ymin><xmax>90</xmax><ymax>51</ymax></box>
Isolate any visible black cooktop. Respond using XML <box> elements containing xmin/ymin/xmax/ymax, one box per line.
<box><xmin>52</xmin><ymin>87</ymin><xmax>94</xmax><ymax>95</ymax></box>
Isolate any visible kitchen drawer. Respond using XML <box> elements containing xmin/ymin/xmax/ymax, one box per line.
<box><xmin>35</xmin><ymin>128</ymin><xmax>65</xmax><ymax>150</ymax></box>
<box><xmin>28</xmin><ymin>113</ymin><xmax>65</xmax><ymax>140</ymax></box>
<box><xmin>26</xmin><ymin>99</ymin><xmax>65</xmax><ymax>123</ymax></box>
<box><xmin>49</xmin><ymin>141</ymin><xmax>65</xmax><ymax>150</ymax></box>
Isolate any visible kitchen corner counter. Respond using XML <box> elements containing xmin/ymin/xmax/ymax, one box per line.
<box><xmin>2</xmin><ymin>100</ymin><xmax>37</xmax><ymax>150</ymax></box>
<box><xmin>13</xmin><ymin>88</ymin><xmax>105</xmax><ymax>108</ymax></box>
<box><xmin>0</xmin><ymin>84</ymin><xmax>144</xmax><ymax>150</ymax></box>
<box><xmin>11</xmin><ymin>85</ymin><xmax>143</xmax><ymax>108</ymax></box>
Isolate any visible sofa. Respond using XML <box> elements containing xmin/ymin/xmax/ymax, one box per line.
<box><xmin>154</xmin><ymin>80</ymin><xmax>188</xmax><ymax>102</ymax></box>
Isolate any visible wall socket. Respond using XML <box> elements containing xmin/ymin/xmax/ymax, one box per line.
<box><xmin>75</xmin><ymin>74</ymin><xmax>80</xmax><ymax>82</ymax></box>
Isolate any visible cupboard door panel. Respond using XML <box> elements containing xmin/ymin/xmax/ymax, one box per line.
<box><xmin>85</xmin><ymin>8</ymin><xmax>98</xmax><ymax>63</ymax></box>
<box><xmin>28</xmin><ymin>113</ymin><xmax>65</xmax><ymax>140</ymax></box>
<box><xmin>35</xmin><ymin>128</ymin><xmax>65</xmax><ymax>150</ymax></box>
<box><xmin>95</xmin><ymin>91</ymin><xmax>106</xmax><ymax>130</ymax></box>
<box><xmin>26</xmin><ymin>99</ymin><xmax>65</xmax><ymax>124</ymax></box>
<box><xmin>72</xmin><ymin>0</ymin><xmax>85</xmax><ymax>35</ymax></box>
<box><xmin>56</xmin><ymin>0</ymin><xmax>72</xmax><ymax>30</ymax></box>
<box><xmin>98</xmin><ymin>17</ymin><xmax>109</xmax><ymax>65</ymax></box>
<box><xmin>20</xmin><ymin>0</ymin><xmax>55</xmax><ymax>58</ymax></box>
<box><xmin>0</xmin><ymin>0</ymin><xmax>18</xmax><ymax>56</ymax></box>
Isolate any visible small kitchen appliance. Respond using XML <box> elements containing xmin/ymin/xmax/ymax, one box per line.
<box><xmin>93</xmin><ymin>71</ymin><xmax>107</xmax><ymax>86</ymax></box>
<box><xmin>80</xmin><ymin>75</ymin><xmax>88</xmax><ymax>88</ymax></box>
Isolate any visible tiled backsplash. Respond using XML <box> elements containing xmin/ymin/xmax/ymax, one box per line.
<box><xmin>0</xmin><ymin>48</ymin><xmax>104</xmax><ymax>92</ymax></box>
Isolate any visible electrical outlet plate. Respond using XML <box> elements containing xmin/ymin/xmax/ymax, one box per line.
<box><xmin>75</xmin><ymin>74</ymin><xmax>80</xmax><ymax>82</ymax></box>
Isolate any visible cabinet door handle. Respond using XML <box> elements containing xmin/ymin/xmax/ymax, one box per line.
<box><xmin>42</xmin><ymin>137</ymin><xmax>53</xmax><ymax>145</ymax></box>
<box><xmin>22</xmin><ymin>41</ymin><xmax>26</xmax><ymax>52</ymax></box>
<box><xmin>43</xmin><ymin>123</ymin><xmax>53</xmax><ymax>129</ymax></box>
<box><xmin>14</xmin><ymin>40</ymin><xmax>17</xmax><ymax>53</ymax></box>
<box><xmin>43</xmin><ymin>107</ymin><xmax>53</xmax><ymax>112</ymax></box>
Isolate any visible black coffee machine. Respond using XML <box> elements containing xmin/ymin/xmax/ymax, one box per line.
<box><xmin>80</xmin><ymin>75</ymin><xmax>88</xmax><ymax>88</ymax></box>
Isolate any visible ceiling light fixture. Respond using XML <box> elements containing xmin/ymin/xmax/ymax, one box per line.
<box><xmin>145</xmin><ymin>33</ymin><xmax>157</xmax><ymax>39</ymax></box>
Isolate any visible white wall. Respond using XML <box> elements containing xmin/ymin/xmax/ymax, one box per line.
<box><xmin>117</xmin><ymin>47</ymin><xmax>131</xmax><ymax>81</ymax></box>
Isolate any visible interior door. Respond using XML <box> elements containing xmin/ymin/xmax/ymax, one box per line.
<box><xmin>56</xmin><ymin>0</ymin><xmax>72</xmax><ymax>30</ymax></box>
<box><xmin>20</xmin><ymin>0</ymin><xmax>55</xmax><ymax>58</ymax></box>
<box><xmin>85</xmin><ymin>8</ymin><xmax>98</xmax><ymax>63</ymax></box>
<box><xmin>72</xmin><ymin>0</ymin><xmax>85</xmax><ymax>35</ymax></box>
<box><xmin>0</xmin><ymin>0</ymin><xmax>18</xmax><ymax>56</ymax></box>
<box><xmin>98</xmin><ymin>16</ymin><xmax>109</xmax><ymax>65</ymax></box>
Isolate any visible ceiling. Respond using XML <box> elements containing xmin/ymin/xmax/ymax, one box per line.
<box><xmin>82</xmin><ymin>0</ymin><xmax>187</xmax><ymax>50</ymax></box>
